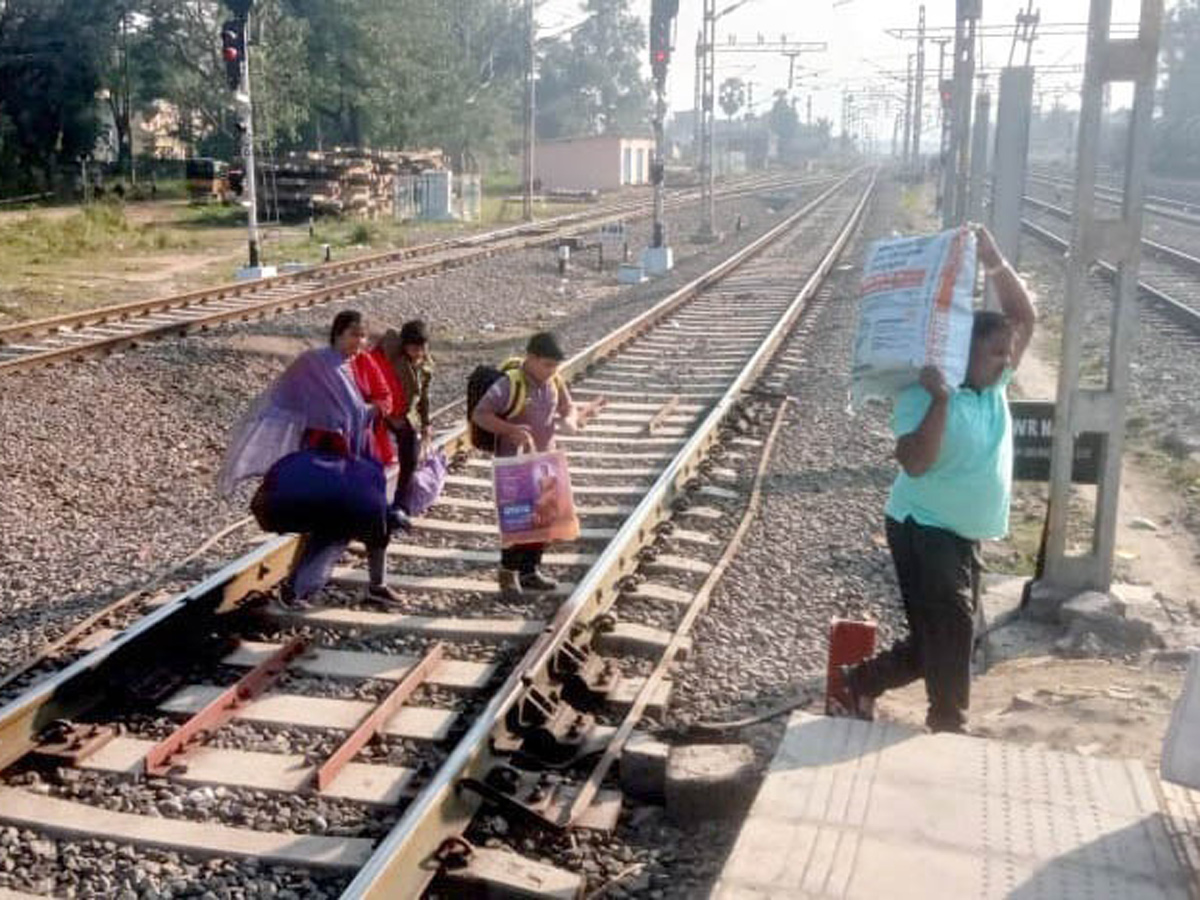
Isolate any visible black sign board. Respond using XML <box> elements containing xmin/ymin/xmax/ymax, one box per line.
<box><xmin>1010</xmin><ymin>401</ymin><xmax>1102</xmax><ymax>484</ymax></box>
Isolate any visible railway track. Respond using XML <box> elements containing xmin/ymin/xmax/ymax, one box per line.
<box><xmin>0</xmin><ymin>171</ymin><xmax>874</xmax><ymax>898</ymax></box>
<box><xmin>1027</xmin><ymin>169</ymin><xmax>1200</xmax><ymax>225</ymax></box>
<box><xmin>0</xmin><ymin>171</ymin><xmax>823</xmax><ymax>377</ymax></box>
<box><xmin>1019</xmin><ymin>194</ymin><xmax>1200</xmax><ymax>335</ymax></box>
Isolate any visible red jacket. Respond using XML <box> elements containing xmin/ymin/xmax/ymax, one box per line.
<box><xmin>351</xmin><ymin>351</ymin><xmax>397</xmax><ymax>466</ymax></box>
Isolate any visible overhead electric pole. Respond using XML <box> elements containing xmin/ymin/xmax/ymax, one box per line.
<box><xmin>694</xmin><ymin>26</ymin><xmax>825</xmax><ymax>240</ymax></box>
<box><xmin>942</xmin><ymin>0</ymin><xmax>981</xmax><ymax>227</ymax></box>
<box><xmin>911</xmin><ymin>4</ymin><xmax>926</xmax><ymax>171</ymax></box>
<box><xmin>523</xmin><ymin>0</ymin><xmax>535</xmax><ymax>222</ymax></box>
<box><xmin>698</xmin><ymin>0</ymin><xmax>717</xmax><ymax>241</ymax></box>
<box><xmin>903</xmin><ymin>54</ymin><xmax>914</xmax><ymax>166</ymax></box>
<box><xmin>694</xmin><ymin>31</ymin><xmax>704</xmax><ymax>162</ymax></box>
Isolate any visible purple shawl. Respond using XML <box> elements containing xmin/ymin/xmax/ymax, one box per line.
<box><xmin>218</xmin><ymin>346</ymin><xmax>370</xmax><ymax>496</ymax></box>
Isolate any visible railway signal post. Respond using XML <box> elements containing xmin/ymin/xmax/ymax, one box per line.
<box><xmin>223</xmin><ymin>0</ymin><xmax>270</xmax><ymax>277</ymax></box>
<box><xmin>645</xmin><ymin>0</ymin><xmax>678</xmax><ymax>275</ymax></box>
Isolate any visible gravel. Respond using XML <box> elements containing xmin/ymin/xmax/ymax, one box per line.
<box><xmin>0</xmin><ymin>182</ymin><xmax>818</xmax><ymax>681</ymax></box>
<box><xmin>0</xmin><ymin>178</ymin><xmax>850</xmax><ymax>895</ymax></box>
<box><xmin>437</xmin><ymin>177</ymin><xmax>901</xmax><ymax>897</ymax></box>
<box><xmin>1014</xmin><ymin>228</ymin><xmax>1200</xmax><ymax>543</ymax></box>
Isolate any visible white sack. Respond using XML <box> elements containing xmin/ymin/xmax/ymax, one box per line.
<box><xmin>851</xmin><ymin>226</ymin><xmax>977</xmax><ymax>407</ymax></box>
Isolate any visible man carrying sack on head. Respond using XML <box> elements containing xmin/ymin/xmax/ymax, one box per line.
<box><xmin>470</xmin><ymin>332</ymin><xmax>606</xmax><ymax>595</ymax></box>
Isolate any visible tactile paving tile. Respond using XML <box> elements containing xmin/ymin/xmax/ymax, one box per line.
<box><xmin>712</xmin><ymin>714</ymin><xmax>1196</xmax><ymax>899</ymax></box>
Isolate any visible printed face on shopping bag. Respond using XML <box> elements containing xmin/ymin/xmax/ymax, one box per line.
<box><xmin>493</xmin><ymin>452</ymin><xmax>580</xmax><ymax>546</ymax></box>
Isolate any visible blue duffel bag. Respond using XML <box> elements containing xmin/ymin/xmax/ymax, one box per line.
<box><xmin>251</xmin><ymin>449</ymin><xmax>388</xmax><ymax>545</ymax></box>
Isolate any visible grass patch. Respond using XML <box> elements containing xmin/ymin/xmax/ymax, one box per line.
<box><xmin>483</xmin><ymin>170</ymin><xmax>522</xmax><ymax>196</ymax></box>
<box><xmin>181</xmin><ymin>204</ymin><xmax>247</xmax><ymax>227</ymax></box>
<box><xmin>0</xmin><ymin>201</ymin><xmax>194</xmax><ymax>260</ymax></box>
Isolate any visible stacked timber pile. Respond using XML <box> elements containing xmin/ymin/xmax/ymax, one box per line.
<box><xmin>264</xmin><ymin>147</ymin><xmax>446</xmax><ymax>218</ymax></box>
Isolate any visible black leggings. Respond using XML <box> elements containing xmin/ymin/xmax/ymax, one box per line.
<box><xmin>854</xmin><ymin>516</ymin><xmax>980</xmax><ymax>732</ymax></box>
<box><xmin>501</xmin><ymin>544</ymin><xmax>545</xmax><ymax>575</ymax></box>
<box><xmin>391</xmin><ymin>421</ymin><xmax>421</xmax><ymax>512</ymax></box>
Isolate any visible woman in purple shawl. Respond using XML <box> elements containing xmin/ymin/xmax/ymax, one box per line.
<box><xmin>219</xmin><ymin>310</ymin><xmax>400</xmax><ymax>607</ymax></box>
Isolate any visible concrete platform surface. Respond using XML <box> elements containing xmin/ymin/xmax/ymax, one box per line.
<box><xmin>711</xmin><ymin>713</ymin><xmax>1197</xmax><ymax>899</ymax></box>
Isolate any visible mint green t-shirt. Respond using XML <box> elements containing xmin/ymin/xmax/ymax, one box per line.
<box><xmin>884</xmin><ymin>369</ymin><xmax>1014</xmax><ymax>540</ymax></box>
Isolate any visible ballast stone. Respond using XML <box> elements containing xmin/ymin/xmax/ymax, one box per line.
<box><xmin>665</xmin><ymin>743</ymin><xmax>757</xmax><ymax>824</ymax></box>
<box><xmin>1055</xmin><ymin>589</ymin><xmax>1164</xmax><ymax>656</ymax></box>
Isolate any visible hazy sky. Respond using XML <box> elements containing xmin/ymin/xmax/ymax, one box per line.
<box><xmin>538</xmin><ymin>0</ymin><xmax>1160</xmax><ymax>135</ymax></box>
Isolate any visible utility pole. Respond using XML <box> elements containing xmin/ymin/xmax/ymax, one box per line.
<box><xmin>698</xmin><ymin>0</ymin><xmax>717</xmax><ymax>241</ymax></box>
<box><xmin>967</xmin><ymin>87</ymin><xmax>990</xmax><ymax>222</ymax></box>
<box><xmin>911</xmin><ymin>4</ymin><xmax>926</xmax><ymax>172</ymax></box>
<box><xmin>903</xmin><ymin>53</ymin><xmax>914</xmax><ymax>166</ymax></box>
<box><xmin>694</xmin><ymin>32</ymin><xmax>704</xmax><ymax>164</ymax></box>
<box><xmin>942</xmin><ymin>0</ymin><xmax>981</xmax><ymax>227</ymax></box>
<box><xmin>523</xmin><ymin>0</ymin><xmax>535</xmax><ymax>222</ymax></box>
<box><xmin>933</xmin><ymin>35</ymin><xmax>954</xmax><ymax>207</ymax></box>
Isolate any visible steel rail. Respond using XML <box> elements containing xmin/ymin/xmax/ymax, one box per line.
<box><xmin>0</xmin><ymin>171</ymin><xmax>810</xmax><ymax>345</ymax></box>
<box><xmin>1020</xmin><ymin>216</ymin><xmax>1200</xmax><ymax>332</ymax></box>
<box><xmin>0</xmin><ymin>170</ymin><xmax>870</xmax><ymax>892</ymax></box>
<box><xmin>1026</xmin><ymin>169</ymin><xmax>1200</xmax><ymax>223</ymax></box>
<box><xmin>0</xmin><ymin>172</ymin><xmax>828</xmax><ymax>377</ymax></box>
<box><xmin>1022</xmin><ymin>194</ymin><xmax>1200</xmax><ymax>278</ymax></box>
<box><xmin>343</xmin><ymin>171</ymin><xmax>877</xmax><ymax>899</ymax></box>
<box><xmin>0</xmin><ymin>168</ymin><xmax>860</xmax><ymax>773</ymax></box>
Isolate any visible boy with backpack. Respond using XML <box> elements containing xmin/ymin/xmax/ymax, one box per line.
<box><xmin>469</xmin><ymin>331</ymin><xmax>605</xmax><ymax>594</ymax></box>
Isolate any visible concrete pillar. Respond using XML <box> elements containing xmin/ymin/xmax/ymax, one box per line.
<box><xmin>967</xmin><ymin>90</ymin><xmax>991</xmax><ymax>225</ymax></box>
<box><xmin>1041</xmin><ymin>0</ymin><xmax>1165</xmax><ymax>595</ymax></box>
<box><xmin>987</xmin><ymin>67</ymin><xmax>1034</xmax><ymax>309</ymax></box>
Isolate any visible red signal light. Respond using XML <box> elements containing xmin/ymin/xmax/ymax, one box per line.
<box><xmin>223</xmin><ymin>46</ymin><xmax>239</xmax><ymax>62</ymax></box>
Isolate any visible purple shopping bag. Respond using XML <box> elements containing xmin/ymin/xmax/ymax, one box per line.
<box><xmin>403</xmin><ymin>450</ymin><xmax>448</xmax><ymax>516</ymax></box>
<box><xmin>492</xmin><ymin>450</ymin><xmax>580</xmax><ymax>548</ymax></box>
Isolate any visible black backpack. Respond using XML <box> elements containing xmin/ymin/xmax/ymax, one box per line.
<box><xmin>467</xmin><ymin>358</ymin><xmax>564</xmax><ymax>452</ymax></box>
<box><xmin>466</xmin><ymin>365</ymin><xmax>509</xmax><ymax>452</ymax></box>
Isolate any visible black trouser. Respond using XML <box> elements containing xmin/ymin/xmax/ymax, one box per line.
<box><xmin>501</xmin><ymin>544</ymin><xmax>545</xmax><ymax>575</ymax></box>
<box><xmin>853</xmin><ymin>516</ymin><xmax>981</xmax><ymax>732</ymax></box>
<box><xmin>391</xmin><ymin>421</ymin><xmax>421</xmax><ymax>512</ymax></box>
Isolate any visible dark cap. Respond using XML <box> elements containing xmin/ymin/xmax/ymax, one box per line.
<box><xmin>526</xmin><ymin>331</ymin><xmax>566</xmax><ymax>361</ymax></box>
<box><xmin>399</xmin><ymin>319</ymin><xmax>429</xmax><ymax>346</ymax></box>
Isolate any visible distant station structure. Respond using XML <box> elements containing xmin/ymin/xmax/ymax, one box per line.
<box><xmin>534</xmin><ymin>135</ymin><xmax>658</xmax><ymax>192</ymax></box>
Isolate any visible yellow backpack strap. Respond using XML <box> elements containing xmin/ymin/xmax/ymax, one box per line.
<box><xmin>500</xmin><ymin>358</ymin><xmax>527</xmax><ymax>419</ymax></box>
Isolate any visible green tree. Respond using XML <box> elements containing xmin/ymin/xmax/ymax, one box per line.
<box><xmin>719</xmin><ymin>77</ymin><xmax>745</xmax><ymax>122</ymax></box>
<box><xmin>768</xmin><ymin>89</ymin><xmax>798</xmax><ymax>142</ymax></box>
<box><xmin>0</xmin><ymin>0</ymin><xmax>112</xmax><ymax>192</ymax></box>
<box><xmin>537</xmin><ymin>0</ymin><xmax>650</xmax><ymax>138</ymax></box>
<box><xmin>1155</xmin><ymin>0</ymin><xmax>1200</xmax><ymax>176</ymax></box>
